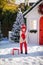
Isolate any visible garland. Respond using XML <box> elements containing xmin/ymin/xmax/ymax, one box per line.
<box><xmin>38</xmin><ymin>3</ymin><xmax>43</xmax><ymax>14</ymax></box>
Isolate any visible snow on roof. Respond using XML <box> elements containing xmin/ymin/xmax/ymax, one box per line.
<box><xmin>15</xmin><ymin>0</ymin><xmax>39</xmax><ymax>5</ymax></box>
<box><xmin>23</xmin><ymin>0</ymin><xmax>42</xmax><ymax>16</ymax></box>
<box><xmin>29</xmin><ymin>0</ymin><xmax>39</xmax><ymax>2</ymax></box>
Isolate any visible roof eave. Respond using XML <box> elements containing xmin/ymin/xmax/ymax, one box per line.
<box><xmin>23</xmin><ymin>0</ymin><xmax>42</xmax><ymax>16</ymax></box>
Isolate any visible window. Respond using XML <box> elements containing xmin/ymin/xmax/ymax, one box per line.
<box><xmin>30</xmin><ymin>20</ymin><xmax>37</xmax><ymax>33</ymax></box>
<box><xmin>30</xmin><ymin>20</ymin><xmax>37</xmax><ymax>30</ymax></box>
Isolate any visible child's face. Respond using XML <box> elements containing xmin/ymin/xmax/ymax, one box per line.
<box><xmin>22</xmin><ymin>28</ymin><xmax>26</xmax><ymax>32</ymax></box>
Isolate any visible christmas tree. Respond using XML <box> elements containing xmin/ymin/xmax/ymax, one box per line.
<box><xmin>11</xmin><ymin>9</ymin><xmax>24</xmax><ymax>42</ymax></box>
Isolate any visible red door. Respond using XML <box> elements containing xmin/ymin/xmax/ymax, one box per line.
<box><xmin>39</xmin><ymin>16</ymin><xmax>43</xmax><ymax>45</ymax></box>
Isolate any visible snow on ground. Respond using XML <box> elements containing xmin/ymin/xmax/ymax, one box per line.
<box><xmin>0</xmin><ymin>40</ymin><xmax>43</xmax><ymax>65</ymax></box>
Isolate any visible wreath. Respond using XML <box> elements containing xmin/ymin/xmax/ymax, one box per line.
<box><xmin>38</xmin><ymin>3</ymin><xmax>43</xmax><ymax>14</ymax></box>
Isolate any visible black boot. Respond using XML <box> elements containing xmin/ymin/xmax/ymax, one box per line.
<box><xmin>25</xmin><ymin>52</ymin><xmax>27</xmax><ymax>54</ymax></box>
<box><xmin>21</xmin><ymin>51</ymin><xmax>23</xmax><ymax>54</ymax></box>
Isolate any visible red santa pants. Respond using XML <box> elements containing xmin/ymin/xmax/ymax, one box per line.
<box><xmin>20</xmin><ymin>41</ymin><xmax>27</xmax><ymax>53</ymax></box>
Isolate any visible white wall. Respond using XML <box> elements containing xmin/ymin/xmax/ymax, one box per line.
<box><xmin>25</xmin><ymin>1</ymin><xmax>43</xmax><ymax>44</ymax></box>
